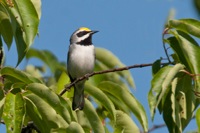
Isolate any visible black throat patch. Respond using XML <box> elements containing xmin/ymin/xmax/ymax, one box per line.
<box><xmin>76</xmin><ymin>36</ymin><xmax>92</xmax><ymax>46</ymax></box>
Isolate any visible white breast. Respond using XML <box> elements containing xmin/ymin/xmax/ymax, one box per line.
<box><xmin>67</xmin><ymin>44</ymin><xmax>95</xmax><ymax>78</ymax></box>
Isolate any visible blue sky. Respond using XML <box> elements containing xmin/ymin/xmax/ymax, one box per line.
<box><xmin>1</xmin><ymin>0</ymin><xmax>199</xmax><ymax>132</ymax></box>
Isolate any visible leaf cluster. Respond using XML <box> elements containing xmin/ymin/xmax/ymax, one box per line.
<box><xmin>148</xmin><ymin>19</ymin><xmax>200</xmax><ymax>133</ymax></box>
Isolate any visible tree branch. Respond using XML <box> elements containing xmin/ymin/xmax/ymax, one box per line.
<box><xmin>146</xmin><ymin>123</ymin><xmax>166</xmax><ymax>133</ymax></box>
<box><xmin>59</xmin><ymin>62</ymin><xmax>167</xmax><ymax>96</ymax></box>
<box><xmin>162</xmin><ymin>28</ymin><xmax>174</xmax><ymax>64</ymax></box>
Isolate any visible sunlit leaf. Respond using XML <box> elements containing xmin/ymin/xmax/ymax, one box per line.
<box><xmin>25</xmin><ymin>93</ymin><xmax>68</xmax><ymax>129</ymax></box>
<box><xmin>83</xmin><ymin>99</ymin><xmax>105</xmax><ymax>133</ymax></box>
<box><xmin>85</xmin><ymin>83</ymin><xmax>116</xmax><ymax>121</ymax></box>
<box><xmin>149</xmin><ymin>66</ymin><xmax>172</xmax><ymax>120</ymax></box>
<box><xmin>26</xmin><ymin>48</ymin><xmax>60</xmax><ymax>73</ymax></box>
<box><xmin>30</xmin><ymin>0</ymin><xmax>41</xmax><ymax>19</ymax></box>
<box><xmin>25</xmin><ymin>97</ymin><xmax>46</xmax><ymax>133</ymax></box>
<box><xmin>114</xmin><ymin>110</ymin><xmax>140</xmax><ymax>133</ymax></box>
<box><xmin>162</xmin><ymin>72</ymin><xmax>195</xmax><ymax>132</ymax></box>
<box><xmin>157</xmin><ymin>64</ymin><xmax>185</xmax><ymax>108</ymax></box>
<box><xmin>93</xmin><ymin>61</ymin><xmax>130</xmax><ymax>91</ymax></box>
<box><xmin>13</xmin><ymin>0</ymin><xmax>39</xmax><ymax>46</ymax></box>
<box><xmin>105</xmin><ymin>92</ymin><xmax>130</xmax><ymax>115</ymax></box>
<box><xmin>76</xmin><ymin>110</ymin><xmax>91</xmax><ymax>132</ymax></box>
<box><xmin>26</xmin><ymin>83</ymin><xmax>71</xmax><ymax>124</ymax></box>
<box><xmin>1</xmin><ymin>66</ymin><xmax>42</xmax><ymax>84</ymax></box>
<box><xmin>168</xmin><ymin>30</ymin><xmax>200</xmax><ymax>92</ymax></box>
<box><xmin>51</xmin><ymin>122</ymin><xmax>85</xmax><ymax>133</ymax></box>
<box><xmin>59</xmin><ymin>97</ymin><xmax>77</xmax><ymax>122</ymax></box>
<box><xmin>56</xmin><ymin>72</ymin><xmax>71</xmax><ymax>98</ymax></box>
<box><xmin>170</xmin><ymin>78</ymin><xmax>182</xmax><ymax>132</ymax></box>
<box><xmin>169</xmin><ymin>19</ymin><xmax>200</xmax><ymax>38</ymax></box>
<box><xmin>196</xmin><ymin>108</ymin><xmax>200</xmax><ymax>133</ymax></box>
<box><xmin>25</xmin><ymin>65</ymin><xmax>42</xmax><ymax>78</ymax></box>
<box><xmin>98</xmin><ymin>81</ymin><xmax>148</xmax><ymax>132</ymax></box>
<box><xmin>164</xmin><ymin>8</ymin><xmax>175</xmax><ymax>28</ymax></box>
<box><xmin>148</xmin><ymin>64</ymin><xmax>185</xmax><ymax>120</ymax></box>
<box><xmin>0</xmin><ymin>97</ymin><xmax>4</xmax><ymax>117</ymax></box>
<box><xmin>2</xmin><ymin>93</ymin><xmax>25</xmax><ymax>133</ymax></box>
<box><xmin>95</xmin><ymin>47</ymin><xmax>135</xmax><ymax>88</ymax></box>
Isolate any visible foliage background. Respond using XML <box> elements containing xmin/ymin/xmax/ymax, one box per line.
<box><xmin>0</xmin><ymin>0</ymin><xmax>199</xmax><ymax>132</ymax></box>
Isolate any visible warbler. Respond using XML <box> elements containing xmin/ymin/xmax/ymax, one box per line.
<box><xmin>67</xmin><ymin>27</ymin><xmax>98</xmax><ymax>110</ymax></box>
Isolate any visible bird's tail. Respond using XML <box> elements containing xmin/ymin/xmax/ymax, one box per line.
<box><xmin>72</xmin><ymin>83</ymin><xmax>85</xmax><ymax>110</ymax></box>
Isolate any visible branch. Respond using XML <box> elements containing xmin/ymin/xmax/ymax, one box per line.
<box><xmin>146</xmin><ymin>124</ymin><xmax>166</xmax><ymax>133</ymax></box>
<box><xmin>59</xmin><ymin>62</ymin><xmax>167</xmax><ymax>96</ymax></box>
<box><xmin>162</xmin><ymin>28</ymin><xmax>174</xmax><ymax>65</ymax></box>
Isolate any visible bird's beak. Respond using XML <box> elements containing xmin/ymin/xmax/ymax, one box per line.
<box><xmin>91</xmin><ymin>30</ymin><xmax>99</xmax><ymax>34</ymax></box>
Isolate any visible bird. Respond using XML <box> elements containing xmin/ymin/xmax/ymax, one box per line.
<box><xmin>67</xmin><ymin>27</ymin><xmax>98</xmax><ymax>110</ymax></box>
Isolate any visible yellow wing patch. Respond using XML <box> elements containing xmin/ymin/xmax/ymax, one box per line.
<box><xmin>79</xmin><ymin>27</ymin><xmax>91</xmax><ymax>32</ymax></box>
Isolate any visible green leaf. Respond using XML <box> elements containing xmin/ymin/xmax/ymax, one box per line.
<box><xmin>114</xmin><ymin>110</ymin><xmax>140</xmax><ymax>133</ymax></box>
<box><xmin>95</xmin><ymin>47</ymin><xmax>135</xmax><ymax>88</ymax></box>
<box><xmin>13</xmin><ymin>0</ymin><xmax>39</xmax><ymax>46</ymax></box>
<box><xmin>149</xmin><ymin>66</ymin><xmax>171</xmax><ymax>119</ymax></box>
<box><xmin>169</xmin><ymin>19</ymin><xmax>200</xmax><ymax>38</ymax></box>
<box><xmin>93</xmin><ymin>61</ymin><xmax>130</xmax><ymax>91</ymax></box>
<box><xmin>26</xmin><ymin>48</ymin><xmax>60</xmax><ymax>73</ymax></box>
<box><xmin>2</xmin><ymin>93</ymin><xmax>25</xmax><ymax>133</ymax></box>
<box><xmin>196</xmin><ymin>108</ymin><xmax>200</xmax><ymax>133</ymax></box>
<box><xmin>105</xmin><ymin>92</ymin><xmax>130</xmax><ymax>115</ymax></box>
<box><xmin>25</xmin><ymin>65</ymin><xmax>42</xmax><ymax>78</ymax></box>
<box><xmin>5</xmin><ymin>0</ymin><xmax>40</xmax><ymax>65</ymax></box>
<box><xmin>98</xmin><ymin>81</ymin><xmax>148</xmax><ymax>132</ymax></box>
<box><xmin>51</xmin><ymin>122</ymin><xmax>85</xmax><ymax>133</ymax></box>
<box><xmin>59</xmin><ymin>97</ymin><xmax>77</xmax><ymax>122</ymax></box>
<box><xmin>163</xmin><ymin>89</ymin><xmax>180</xmax><ymax>133</ymax></box>
<box><xmin>25</xmin><ymin>93</ymin><xmax>68</xmax><ymax>129</ymax></box>
<box><xmin>0</xmin><ymin>87</ymin><xmax>5</xmax><ymax>118</ymax></box>
<box><xmin>30</xmin><ymin>0</ymin><xmax>41</xmax><ymax>19</ymax></box>
<box><xmin>0</xmin><ymin>4</ymin><xmax>13</xmax><ymax>48</ymax></box>
<box><xmin>56</xmin><ymin>72</ymin><xmax>71</xmax><ymax>98</ymax></box>
<box><xmin>83</xmin><ymin>99</ymin><xmax>105</xmax><ymax>133</ymax></box>
<box><xmin>170</xmin><ymin>78</ymin><xmax>182</xmax><ymax>132</ymax></box>
<box><xmin>25</xmin><ymin>97</ymin><xmax>46</xmax><ymax>133</ymax></box>
<box><xmin>152</xmin><ymin>59</ymin><xmax>161</xmax><ymax>76</ymax></box>
<box><xmin>85</xmin><ymin>83</ymin><xmax>116</xmax><ymax>121</ymax></box>
<box><xmin>26</xmin><ymin>83</ymin><xmax>71</xmax><ymax>124</ymax></box>
<box><xmin>167</xmin><ymin>30</ymin><xmax>200</xmax><ymax>92</ymax></box>
<box><xmin>162</xmin><ymin>74</ymin><xmax>194</xmax><ymax>132</ymax></box>
<box><xmin>174</xmin><ymin>75</ymin><xmax>195</xmax><ymax>130</ymax></box>
<box><xmin>157</xmin><ymin>64</ymin><xmax>185</xmax><ymax>107</ymax></box>
<box><xmin>76</xmin><ymin>110</ymin><xmax>91</xmax><ymax>132</ymax></box>
<box><xmin>164</xmin><ymin>8</ymin><xmax>175</xmax><ymax>28</ymax></box>
<box><xmin>1</xmin><ymin>66</ymin><xmax>42</xmax><ymax>84</ymax></box>
<box><xmin>14</xmin><ymin>25</ymin><xmax>28</xmax><ymax>66</ymax></box>
<box><xmin>0</xmin><ymin>96</ymin><xmax>5</xmax><ymax>119</ymax></box>
<box><xmin>148</xmin><ymin>64</ymin><xmax>185</xmax><ymax>120</ymax></box>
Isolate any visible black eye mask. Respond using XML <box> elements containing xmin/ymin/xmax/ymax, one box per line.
<box><xmin>76</xmin><ymin>31</ymin><xmax>90</xmax><ymax>37</ymax></box>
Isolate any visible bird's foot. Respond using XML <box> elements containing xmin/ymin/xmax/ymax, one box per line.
<box><xmin>64</xmin><ymin>84</ymin><xmax>71</xmax><ymax>91</ymax></box>
<box><xmin>84</xmin><ymin>73</ymin><xmax>90</xmax><ymax>80</ymax></box>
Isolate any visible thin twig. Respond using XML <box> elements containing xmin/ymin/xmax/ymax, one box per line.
<box><xmin>147</xmin><ymin>124</ymin><xmax>166</xmax><ymax>133</ymax></box>
<box><xmin>162</xmin><ymin>27</ymin><xmax>172</xmax><ymax>64</ymax></box>
<box><xmin>59</xmin><ymin>62</ymin><xmax>168</xmax><ymax>96</ymax></box>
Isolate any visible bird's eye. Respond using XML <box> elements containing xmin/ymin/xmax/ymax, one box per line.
<box><xmin>77</xmin><ymin>31</ymin><xmax>89</xmax><ymax>37</ymax></box>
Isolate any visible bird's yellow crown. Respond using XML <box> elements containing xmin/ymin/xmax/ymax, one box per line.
<box><xmin>79</xmin><ymin>27</ymin><xmax>91</xmax><ymax>32</ymax></box>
